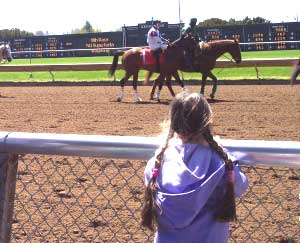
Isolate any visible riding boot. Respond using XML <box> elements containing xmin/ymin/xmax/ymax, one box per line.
<box><xmin>184</xmin><ymin>51</ymin><xmax>192</xmax><ymax>68</ymax></box>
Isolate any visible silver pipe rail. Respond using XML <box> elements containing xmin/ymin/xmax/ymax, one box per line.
<box><xmin>1</xmin><ymin>132</ymin><xmax>300</xmax><ymax>168</ymax></box>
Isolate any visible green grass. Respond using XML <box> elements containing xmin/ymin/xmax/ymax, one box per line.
<box><xmin>0</xmin><ymin>50</ymin><xmax>299</xmax><ymax>82</ymax></box>
<box><xmin>241</xmin><ymin>50</ymin><xmax>300</xmax><ymax>59</ymax></box>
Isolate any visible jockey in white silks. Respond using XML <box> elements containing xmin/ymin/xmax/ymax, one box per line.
<box><xmin>147</xmin><ymin>20</ymin><xmax>168</xmax><ymax>51</ymax></box>
<box><xmin>147</xmin><ymin>20</ymin><xmax>169</xmax><ymax>72</ymax></box>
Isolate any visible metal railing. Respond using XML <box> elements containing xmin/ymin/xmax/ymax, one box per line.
<box><xmin>1</xmin><ymin>132</ymin><xmax>300</xmax><ymax>243</ymax></box>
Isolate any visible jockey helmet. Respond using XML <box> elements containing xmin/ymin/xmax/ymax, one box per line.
<box><xmin>190</xmin><ymin>18</ymin><xmax>197</xmax><ymax>26</ymax></box>
<box><xmin>153</xmin><ymin>20</ymin><xmax>161</xmax><ymax>25</ymax></box>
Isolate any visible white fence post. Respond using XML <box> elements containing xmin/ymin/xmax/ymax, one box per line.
<box><xmin>0</xmin><ymin>154</ymin><xmax>19</xmax><ymax>243</ymax></box>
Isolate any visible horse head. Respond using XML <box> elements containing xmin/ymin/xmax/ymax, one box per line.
<box><xmin>1</xmin><ymin>43</ymin><xmax>13</xmax><ymax>62</ymax></box>
<box><xmin>229</xmin><ymin>39</ymin><xmax>241</xmax><ymax>64</ymax></box>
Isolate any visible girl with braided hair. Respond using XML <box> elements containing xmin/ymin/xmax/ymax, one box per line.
<box><xmin>141</xmin><ymin>92</ymin><xmax>248</xmax><ymax>243</ymax></box>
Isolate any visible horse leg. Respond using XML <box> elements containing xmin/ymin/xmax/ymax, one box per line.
<box><xmin>117</xmin><ymin>72</ymin><xmax>131</xmax><ymax>102</ymax></box>
<box><xmin>144</xmin><ymin>71</ymin><xmax>153</xmax><ymax>85</ymax></box>
<box><xmin>150</xmin><ymin>78</ymin><xmax>158</xmax><ymax>100</ymax></box>
<box><xmin>165</xmin><ymin>73</ymin><xmax>175</xmax><ymax>97</ymax></box>
<box><xmin>156</xmin><ymin>73</ymin><xmax>166</xmax><ymax>102</ymax></box>
<box><xmin>150</xmin><ymin>73</ymin><xmax>164</xmax><ymax>100</ymax></box>
<box><xmin>132</xmin><ymin>71</ymin><xmax>142</xmax><ymax>103</ymax></box>
<box><xmin>207</xmin><ymin>71</ymin><xmax>218</xmax><ymax>99</ymax></box>
<box><xmin>172</xmin><ymin>71</ymin><xmax>185</xmax><ymax>92</ymax></box>
<box><xmin>200</xmin><ymin>73</ymin><xmax>208</xmax><ymax>95</ymax></box>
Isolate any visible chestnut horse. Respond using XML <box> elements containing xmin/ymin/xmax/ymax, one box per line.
<box><xmin>109</xmin><ymin>34</ymin><xmax>198</xmax><ymax>102</ymax></box>
<box><xmin>148</xmin><ymin>39</ymin><xmax>242</xmax><ymax>100</ymax></box>
<box><xmin>0</xmin><ymin>43</ymin><xmax>13</xmax><ymax>63</ymax></box>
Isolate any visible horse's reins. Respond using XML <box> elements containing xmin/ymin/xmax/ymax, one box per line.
<box><xmin>222</xmin><ymin>54</ymin><xmax>236</xmax><ymax>64</ymax></box>
<box><xmin>213</xmin><ymin>54</ymin><xmax>238</xmax><ymax>75</ymax></box>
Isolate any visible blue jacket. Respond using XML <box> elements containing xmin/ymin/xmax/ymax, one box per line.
<box><xmin>144</xmin><ymin>139</ymin><xmax>248</xmax><ymax>243</ymax></box>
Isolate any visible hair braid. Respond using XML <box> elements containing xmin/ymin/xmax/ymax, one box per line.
<box><xmin>203</xmin><ymin>128</ymin><xmax>236</xmax><ymax>222</ymax></box>
<box><xmin>141</xmin><ymin>128</ymin><xmax>174</xmax><ymax>230</ymax></box>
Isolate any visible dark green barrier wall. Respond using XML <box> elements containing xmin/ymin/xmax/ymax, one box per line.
<box><xmin>6</xmin><ymin>21</ymin><xmax>300</xmax><ymax>59</ymax></box>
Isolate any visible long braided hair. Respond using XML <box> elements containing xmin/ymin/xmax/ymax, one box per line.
<box><xmin>141</xmin><ymin>92</ymin><xmax>236</xmax><ymax>231</ymax></box>
<box><xmin>141</xmin><ymin>127</ymin><xmax>174</xmax><ymax>230</ymax></box>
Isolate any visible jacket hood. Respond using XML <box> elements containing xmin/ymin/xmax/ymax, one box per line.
<box><xmin>144</xmin><ymin>139</ymin><xmax>226</xmax><ymax>229</ymax></box>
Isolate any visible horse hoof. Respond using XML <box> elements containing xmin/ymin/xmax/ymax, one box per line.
<box><xmin>157</xmin><ymin>99</ymin><xmax>161</xmax><ymax>103</ymax></box>
<box><xmin>117</xmin><ymin>97</ymin><xmax>122</xmax><ymax>102</ymax></box>
<box><xmin>135</xmin><ymin>97</ymin><xmax>143</xmax><ymax>103</ymax></box>
<box><xmin>210</xmin><ymin>94</ymin><xmax>215</xmax><ymax>99</ymax></box>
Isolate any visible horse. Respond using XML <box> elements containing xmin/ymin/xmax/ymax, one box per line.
<box><xmin>148</xmin><ymin>39</ymin><xmax>242</xmax><ymax>100</ymax></box>
<box><xmin>0</xmin><ymin>43</ymin><xmax>13</xmax><ymax>63</ymax></box>
<box><xmin>108</xmin><ymin>34</ymin><xmax>198</xmax><ymax>103</ymax></box>
<box><xmin>0</xmin><ymin>44</ymin><xmax>13</xmax><ymax>97</ymax></box>
<box><xmin>290</xmin><ymin>58</ymin><xmax>300</xmax><ymax>85</ymax></box>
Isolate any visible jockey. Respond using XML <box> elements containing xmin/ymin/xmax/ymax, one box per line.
<box><xmin>184</xmin><ymin>18</ymin><xmax>199</xmax><ymax>40</ymax></box>
<box><xmin>183</xmin><ymin>18</ymin><xmax>199</xmax><ymax>69</ymax></box>
<box><xmin>147</xmin><ymin>20</ymin><xmax>169</xmax><ymax>72</ymax></box>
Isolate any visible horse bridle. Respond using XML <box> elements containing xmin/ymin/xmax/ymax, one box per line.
<box><xmin>222</xmin><ymin>54</ymin><xmax>237</xmax><ymax>64</ymax></box>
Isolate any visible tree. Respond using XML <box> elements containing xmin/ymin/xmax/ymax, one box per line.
<box><xmin>82</xmin><ymin>21</ymin><xmax>94</xmax><ymax>33</ymax></box>
<box><xmin>197</xmin><ymin>17</ymin><xmax>270</xmax><ymax>27</ymax></box>
<box><xmin>71</xmin><ymin>28</ymin><xmax>82</xmax><ymax>34</ymax></box>
<box><xmin>252</xmin><ymin>17</ymin><xmax>270</xmax><ymax>24</ymax></box>
<box><xmin>35</xmin><ymin>30</ymin><xmax>45</xmax><ymax>36</ymax></box>
<box><xmin>198</xmin><ymin>18</ymin><xmax>227</xmax><ymax>27</ymax></box>
<box><xmin>0</xmin><ymin>28</ymin><xmax>33</xmax><ymax>41</ymax></box>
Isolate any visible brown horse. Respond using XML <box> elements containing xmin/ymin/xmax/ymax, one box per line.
<box><xmin>0</xmin><ymin>44</ymin><xmax>13</xmax><ymax>63</ymax></box>
<box><xmin>109</xmin><ymin>34</ymin><xmax>198</xmax><ymax>102</ymax></box>
<box><xmin>148</xmin><ymin>39</ymin><xmax>242</xmax><ymax>100</ymax></box>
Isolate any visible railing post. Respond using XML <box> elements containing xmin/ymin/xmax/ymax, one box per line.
<box><xmin>0</xmin><ymin>154</ymin><xmax>19</xmax><ymax>243</ymax></box>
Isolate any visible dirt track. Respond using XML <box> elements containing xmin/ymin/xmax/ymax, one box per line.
<box><xmin>0</xmin><ymin>83</ymin><xmax>300</xmax><ymax>243</ymax></box>
<box><xmin>0</xmin><ymin>84</ymin><xmax>299</xmax><ymax>140</ymax></box>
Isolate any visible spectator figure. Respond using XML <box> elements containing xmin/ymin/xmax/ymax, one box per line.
<box><xmin>141</xmin><ymin>92</ymin><xmax>248</xmax><ymax>243</ymax></box>
<box><xmin>147</xmin><ymin>20</ymin><xmax>169</xmax><ymax>72</ymax></box>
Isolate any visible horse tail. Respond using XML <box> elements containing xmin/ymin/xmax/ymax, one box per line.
<box><xmin>109</xmin><ymin>50</ymin><xmax>124</xmax><ymax>77</ymax></box>
<box><xmin>144</xmin><ymin>71</ymin><xmax>153</xmax><ymax>85</ymax></box>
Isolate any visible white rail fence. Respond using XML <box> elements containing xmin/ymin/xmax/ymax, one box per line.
<box><xmin>0</xmin><ymin>58</ymin><xmax>299</xmax><ymax>72</ymax></box>
<box><xmin>0</xmin><ymin>58</ymin><xmax>299</xmax><ymax>83</ymax></box>
<box><xmin>0</xmin><ymin>131</ymin><xmax>300</xmax><ymax>242</ymax></box>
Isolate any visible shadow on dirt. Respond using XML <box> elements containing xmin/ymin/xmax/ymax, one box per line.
<box><xmin>0</xmin><ymin>94</ymin><xmax>15</xmax><ymax>99</ymax></box>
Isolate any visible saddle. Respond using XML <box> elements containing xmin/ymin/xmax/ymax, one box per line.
<box><xmin>142</xmin><ymin>48</ymin><xmax>164</xmax><ymax>65</ymax></box>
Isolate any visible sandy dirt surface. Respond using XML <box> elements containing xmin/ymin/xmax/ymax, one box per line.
<box><xmin>0</xmin><ymin>84</ymin><xmax>299</xmax><ymax>243</ymax></box>
<box><xmin>1</xmin><ymin>84</ymin><xmax>300</xmax><ymax>140</ymax></box>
